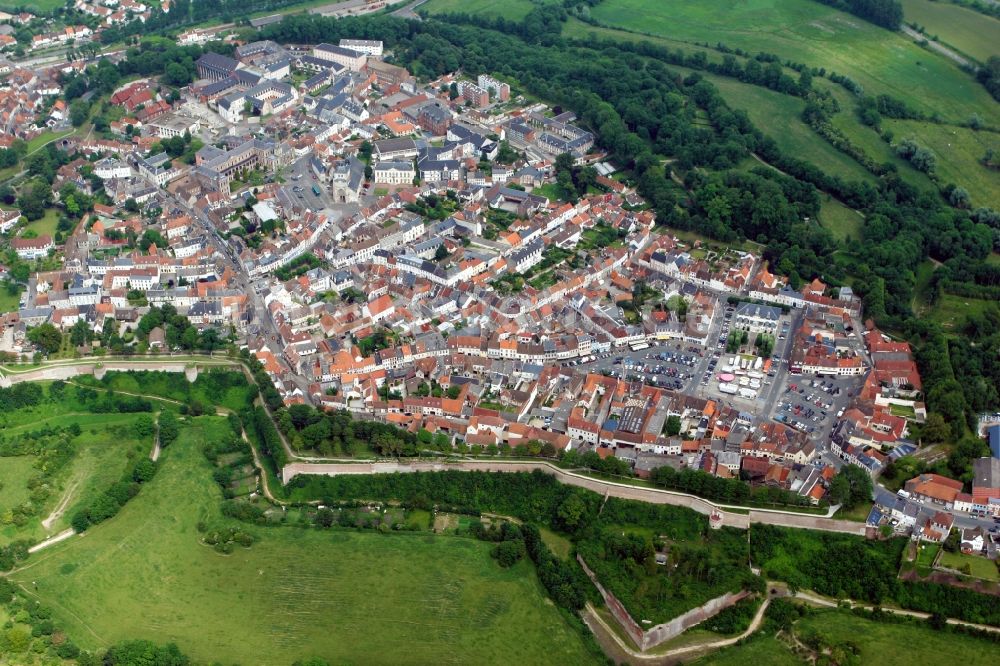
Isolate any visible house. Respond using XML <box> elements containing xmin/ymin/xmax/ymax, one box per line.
<box><xmin>148</xmin><ymin>326</ymin><xmax>165</xmax><ymax>350</ymax></box>
<box><xmin>904</xmin><ymin>473</ymin><xmax>964</xmax><ymax>509</ymax></box>
<box><xmin>971</xmin><ymin>457</ymin><xmax>1000</xmax><ymax>516</ymax></box>
<box><xmin>920</xmin><ymin>511</ymin><xmax>953</xmax><ymax>543</ymax></box>
<box><xmin>960</xmin><ymin>527</ymin><xmax>986</xmax><ymax>555</ymax></box>
<box><xmin>373</xmin><ymin>137</ymin><xmax>418</xmax><ymax>162</ymax></box>
<box><xmin>11</xmin><ymin>235</ymin><xmax>54</xmax><ymax>260</ymax></box>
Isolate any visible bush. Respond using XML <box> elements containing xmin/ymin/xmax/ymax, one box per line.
<box><xmin>492</xmin><ymin>539</ymin><xmax>526</xmax><ymax>567</ymax></box>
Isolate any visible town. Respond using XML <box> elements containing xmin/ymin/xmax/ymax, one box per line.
<box><xmin>1</xmin><ymin>22</ymin><xmax>998</xmax><ymax>569</ymax></box>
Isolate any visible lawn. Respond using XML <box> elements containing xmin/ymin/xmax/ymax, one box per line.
<box><xmin>25</xmin><ymin>129</ymin><xmax>76</xmax><ymax>155</ymax></box>
<box><xmin>586</xmin><ymin>0</ymin><xmax>1000</xmax><ymax>126</ymax></box>
<box><xmin>0</xmin><ymin>0</ymin><xmax>63</xmax><ymax>12</ymax></box>
<box><xmin>819</xmin><ymin>198</ymin><xmax>863</xmax><ymax>242</ymax></box>
<box><xmin>696</xmin><ymin>632</ymin><xmax>800</xmax><ymax>665</ymax></box>
<box><xmin>10</xmin><ymin>416</ymin><xmax>597</xmax><ymax>665</ymax></box>
<box><xmin>901</xmin><ymin>0</ymin><xmax>1000</xmax><ymax>62</ymax></box>
<box><xmin>0</xmin><ymin>281</ymin><xmax>23</xmax><ymax>314</ymax></box>
<box><xmin>539</xmin><ymin>526</ymin><xmax>573</xmax><ymax>560</ymax></box>
<box><xmin>795</xmin><ymin>609</ymin><xmax>999</xmax><ymax>665</ymax></box>
<box><xmin>883</xmin><ymin>119</ymin><xmax>1000</xmax><ymax>209</ymax></box>
<box><xmin>938</xmin><ymin>550</ymin><xmax>1000</xmax><ymax>581</ymax></box>
<box><xmin>421</xmin><ymin>0</ymin><xmax>535</xmax><ymax>20</ymax></box>
<box><xmin>914</xmin><ymin>541</ymin><xmax>940</xmax><ymax>575</ymax></box>
<box><xmin>22</xmin><ymin>208</ymin><xmax>60</xmax><ymax>238</ymax></box>
<box><xmin>533</xmin><ymin>182</ymin><xmax>575</xmax><ymax>202</ymax></box>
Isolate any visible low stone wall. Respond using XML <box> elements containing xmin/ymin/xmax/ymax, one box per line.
<box><xmin>577</xmin><ymin>554</ymin><xmax>750</xmax><ymax>651</ymax></box>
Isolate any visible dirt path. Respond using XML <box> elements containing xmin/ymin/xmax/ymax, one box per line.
<box><xmin>582</xmin><ymin>597</ymin><xmax>771</xmax><ymax>664</ymax></box>
<box><xmin>902</xmin><ymin>25</ymin><xmax>972</xmax><ymax>69</ymax></box>
<box><xmin>41</xmin><ymin>480</ymin><xmax>79</xmax><ymax>531</ymax></box>
<box><xmin>790</xmin><ymin>589</ymin><xmax>1000</xmax><ymax>633</ymax></box>
<box><xmin>151</xmin><ymin>413</ymin><xmax>161</xmax><ymax>462</ymax></box>
<box><xmin>27</xmin><ymin>528</ymin><xmax>75</xmax><ymax>553</ymax></box>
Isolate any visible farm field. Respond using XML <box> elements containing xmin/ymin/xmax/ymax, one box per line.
<box><xmin>420</xmin><ymin>0</ymin><xmax>535</xmax><ymax>20</ymax></box>
<box><xmin>883</xmin><ymin>119</ymin><xmax>1000</xmax><ymax>209</ymax></box>
<box><xmin>585</xmin><ymin>0</ymin><xmax>1000</xmax><ymax>126</ymax></box>
<box><xmin>901</xmin><ymin>0</ymin><xmax>1000</xmax><ymax>62</ymax></box>
<box><xmin>794</xmin><ymin>610</ymin><xmax>999</xmax><ymax>665</ymax></box>
<box><xmin>9</xmin><ymin>416</ymin><xmax>597</xmax><ymax>665</ymax></box>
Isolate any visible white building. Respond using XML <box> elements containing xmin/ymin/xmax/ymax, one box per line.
<box><xmin>339</xmin><ymin>39</ymin><xmax>383</xmax><ymax>57</ymax></box>
<box><xmin>373</xmin><ymin>161</ymin><xmax>415</xmax><ymax>186</ymax></box>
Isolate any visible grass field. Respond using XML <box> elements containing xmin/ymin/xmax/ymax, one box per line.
<box><xmin>0</xmin><ymin>0</ymin><xmax>63</xmax><ymax>12</ymax></box>
<box><xmin>421</xmin><ymin>0</ymin><xmax>535</xmax><ymax>20</ymax></box>
<box><xmin>10</xmin><ymin>416</ymin><xmax>597</xmax><ymax>664</ymax></box>
<box><xmin>819</xmin><ymin>197</ymin><xmax>863</xmax><ymax>242</ymax></box>
<box><xmin>925</xmin><ymin>292</ymin><xmax>994</xmax><ymax>331</ymax></box>
<box><xmin>677</xmin><ymin>69</ymin><xmax>876</xmax><ymax>184</ymax></box>
<box><xmin>0</xmin><ymin>404</ymin><xmax>149</xmax><ymax>546</ymax></box>
<box><xmin>884</xmin><ymin>119</ymin><xmax>1000</xmax><ymax>208</ymax></box>
<box><xmin>585</xmin><ymin>0</ymin><xmax>1000</xmax><ymax>126</ymax></box>
<box><xmin>795</xmin><ymin>610</ymin><xmax>999</xmax><ymax>665</ymax></box>
<box><xmin>938</xmin><ymin>550</ymin><xmax>1000</xmax><ymax>581</ymax></box>
<box><xmin>539</xmin><ymin>526</ymin><xmax>573</xmax><ymax>559</ymax></box>
<box><xmin>902</xmin><ymin>0</ymin><xmax>1000</xmax><ymax>62</ymax></box>
<box><xmin>697</xmin><ymin>633</ymin><xmax>800</xmax><ymax>665</ymax></box>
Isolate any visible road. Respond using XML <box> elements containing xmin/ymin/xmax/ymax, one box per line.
<box><xmin>391</xmin><ymin>0</ymin><xmax>429</xmax><ymax>19</ymax></box>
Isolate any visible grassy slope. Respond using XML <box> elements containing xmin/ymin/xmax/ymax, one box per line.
<box><xmin>421</xmin><ymin>0</ymin><xmax>536</xmax><ymax>20</ymax></box>
<box><xmin>587</xmin><ymin>0</ymin><xmax>1000</xmax><ymax>126</ymax></box>
<box><xmin>901</xmin><ymin>0</ymin><xmax>1000</xmax><ymax>62</ymax></box>
<box><xmin>0</xmin><ymin>411</ymin><xmax>147</xmax><ymax>546</ymax></box>
<box><xmin>884</xmin><ymin>119</ymin><xmax>1000</xmax><ymax>209</ymax></box>
<box><xmin>795</xmin><ymin>610</ymin><xmax>999</xmax><ymax>665</ymax></box>
<box><xmin>694</xmin><ymin>72</ymin><xmax>874</xmax><ymax>183</ymax></box>
<box><xmin>698</xmin><ymin>633</ymin><xmax>801</xmax><ymax>665</ymax></box>
<box><xmin>819</xmin><ymin>198</ymin><xmax>863</xmax><ymax>242</ymax></box>
<box><xmin>10</xmin><ymin>417</ymin><xmax>596</xmax><ymax>665</ymax></box>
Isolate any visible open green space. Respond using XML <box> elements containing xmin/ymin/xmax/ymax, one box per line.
<box><xmin>902</xmin><ymin>0</ymin><xmax>1000</xmax><ymax>62</ymax></box>
<box><xmin>795</xmin><ymin>609</ymin><xmax>999</xmax><ymax>665</ymax></box>
<box><xmin>9</xmin><ymin>417</ymin><xmax>596</xmax><ymax>664</ymax></box>
<box><xmin>819</xmin><ymin>198</ymin><xmax>863</xmax><ymax>242</ymax></box>
<box><xmin>914</xmin><ymin>541</ymin><xmax>940</xmax><ymax>575</ymax></box>
<box><xmin>692</xmin><ymin>71</ymin><xmax>876</xmax><ymax>184</ymax></box>
<box><xmin>25</xmin><ymin>129</ymin><xmax>76</xmax><ymax>155</ymax></box>
<box><xmin>924</xmin><ymin>292</ymin><xmax>995</xmax><ymax>331</ymax></box>
<box><xmin>0</xmin><ymin>457</ymin><xmax>37</xmax><ymax>515</ymax></box>
<box><xmin>938</xmin><ymin>550</ymin><xmax>1000</xmax><ymax>581</ymax></box>
<box><xmin>22</xmin><ymin>208</ymin><xmax>60</xmax><ymax>239</ymax></box>
<box><xmin>0</xmin><ymin>282</ymin><xmax>23</xmax><ymax>314</ymax></box>
<box><xmin>539</xmin><ymin>525</ymin><xmax>573</xmax><ymax>560</ymax></box>
<box><xmin>0</xmin><ymin>385</ymin><xmax>151</xmax><ymax>546</ymax></box>
<box><xmin>73</xmin><ymin>369</ymin><xmax>256</xmax><ymax>414</ymax></box>
<box><xmin>884</xmin><ymin>119</ymin><xmax>1000</xmax><ymax>208</ymax></box>
<box><xmin>421</xmin><ymin>0</ymin><xmax>535</xmax><ymax>20</ymax></box>
<box><xmin>697</xmin><ymin>632</ymin><xmax>800</xmax><ymax>665</ymax></box>
<box><xmin>585</xmin><ymin>0</ymin><xmax>1000</xmax><ymax>126</ymax></box>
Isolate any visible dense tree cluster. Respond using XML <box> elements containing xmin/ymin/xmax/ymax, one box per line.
<box><xmin>812</xmin><ymin>0</ymin><xmax>903</xmax><ymax>29</ymax></box>
<box><xmin>70</xmin><ymin>456</ymin><xmax>158</xmax><ymax>532</ymax></box>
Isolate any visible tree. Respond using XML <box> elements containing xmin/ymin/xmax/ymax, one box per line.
<box><xmin>829</xmin><ymin>464</ymin><xmax>873</xmax><ymax>510</ymax></box>
<box><xmin>69</xmin><ymin>99</ymin><xmax>90</xmax><ymax>126</ymax></box>
<box><xmin>27</xmin><ymin>323</ymin><xmax>62</xmax><ymax>354</ymax></box>
<box><xmin>158</xmin><ymin>411</ymin><xmax>179</xmax><ymax>448</ymax></box>
<box><xmin>70</xmin><ymin>318</ymin><xmax>91</xmax><ymax>346</ymax></box>
<box><xmin>434</xmin><ymin>243</ymin><xmax>449</xmax><ymax>262</ymax></box>
<box><xmin>163</xmin><ymin>62</ymin><xmax>192</xmax><ymax>87</ymax></box>
<box><xmin>492</xmin><ymin>538</ymin><xmax>526</xmax><ymax>567</ymax></box>
<box><xmin>556</xmin><ymin>492</ymin><xmax>586</xmax><ymax>530</ymax></box>
<box><xmin>919</xmin><ymin>413</ymin><xmax>950</xmax><ymax>445</ymax></box>
<box><xmin>664</xmin><ymin>415</ymin><xmax>682</xmax><ymax>436</ymax></box>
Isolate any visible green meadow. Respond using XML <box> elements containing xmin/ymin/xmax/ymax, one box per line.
<box><xmin>9</xmin><ymin>416</ymin><xmax>596</xmax><ymax>665</ymax></box>
<box><xmin>585</xmin><ymin>0</ymin><xmax>1000</xmax><ymax>125</ymax></box>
